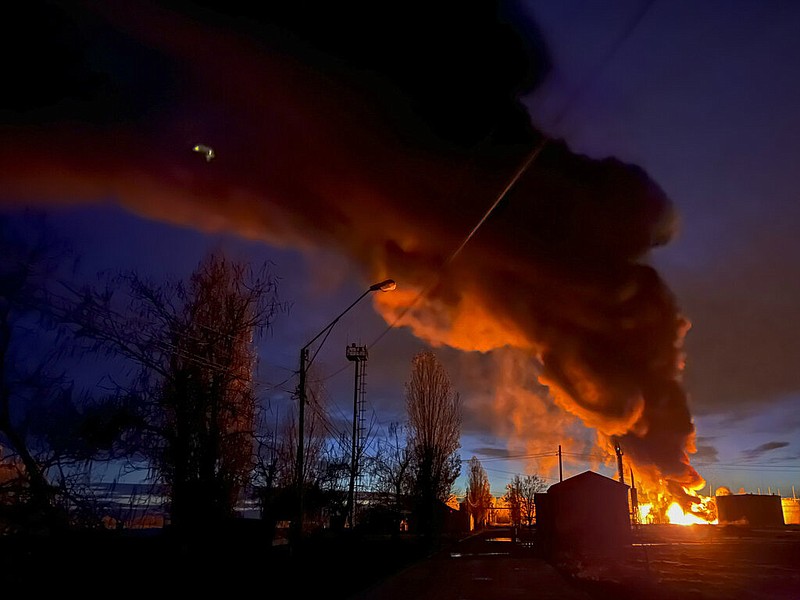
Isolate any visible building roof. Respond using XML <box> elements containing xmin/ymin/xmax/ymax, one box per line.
<box><xmin>547</xmin><ymin>470</ymin><xmax>630</xmax><ymax>494</ymax></box>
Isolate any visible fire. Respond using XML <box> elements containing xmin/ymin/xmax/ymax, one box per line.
<box><xmin>633</xmin><ymin>470</ymin><xmax>718</xmax><ymax>525</ymax></box>
<box><xmin>666</xmin><ymin>502</ymin><xmax>716</xmax><ymax>526</ymax></box>
<box><xmin>638</xmin><ymin>502</ymin><xmax>653</xmax><ymax>523</ymax></box>
<box><xmin>638</xmin><ymin>497</ymin><xmax>717</xmax><ymax>525</ymax></box>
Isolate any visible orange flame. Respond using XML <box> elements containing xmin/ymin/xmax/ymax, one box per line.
<box><xmin>666</xmin><ymin>502</ymin><xmax>717</xmax><ymax>526</ymax></box>
<box><xmin>636</xmin><ymin>481</ymin><xmax>717</xmax><ymax>525</ymax></box>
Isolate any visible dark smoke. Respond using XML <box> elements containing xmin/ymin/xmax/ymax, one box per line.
<box><xmin>0</xmin><ymin>1</ymin><xmax>703</xmax><ymax>495</ymax></box>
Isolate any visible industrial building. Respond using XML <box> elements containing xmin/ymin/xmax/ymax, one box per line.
<box><xmin>716</xmin><ymin>493</ymin><xmax>785</xmax><ymax>528</ymax></box>
<box><xmin>534</xmin><ymin>470</ymin><xmax>631</xmax><ymax>557</ymax></box>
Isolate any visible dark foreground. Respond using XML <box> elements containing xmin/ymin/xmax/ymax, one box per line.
<box><xmin>2</xmin><ymin>522</ymin><xmax>436</xmax><ymax>597</ymax></box>
<box><xmin>554</xmin><ymin>524</ymin><xmax>800</xmax><ymax>600</ymax></box>
<box><xmin>3</xmin><ymin>523</ymin><xmax>799</xmax><ymax>599</ymax></box>
<box><xmin>352</xmin><ymin>524</ymin><xmax>800</xmax><ymax>600</ymax></box>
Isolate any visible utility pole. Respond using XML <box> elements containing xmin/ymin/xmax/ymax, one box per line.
<box><xmin>558</xmin><ymin>445</ymin><xmax>563</xmax><ymax>482</ymax></box>
<box><xmin>294</xmin><ymin>345</ymin><xmax>309</xmax><ymax>543</ymax></box>
<box><xmin>614</xmin><ymin>438</ymin><xmax>625</xmax><ymax>485</ymax></box>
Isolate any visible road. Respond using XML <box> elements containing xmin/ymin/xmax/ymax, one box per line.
<box><xmin>349</xmin><ymin>526</ymin><xmax>592</xmax><ymax>600</ymax></box>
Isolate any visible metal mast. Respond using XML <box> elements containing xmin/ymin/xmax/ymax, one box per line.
<box><xmin>346</xmin><ymin>343</ymin><xmax>369</xmax><ymax>528</ymax></box>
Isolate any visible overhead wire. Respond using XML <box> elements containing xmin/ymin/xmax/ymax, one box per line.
<box><xmin>278</xmin><ymin>1</ymin><xmax>662</xmax><ymax>476</ymax></box>
<box><xmin>366</xmin><ymin>0</ymin><xmax>658</xmax><ymax>351</ymax></box>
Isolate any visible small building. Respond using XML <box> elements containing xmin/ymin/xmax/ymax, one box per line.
<box><xmin>716</xmin><ymin>493</ymin><xmax>785</xmax><ymax>528</ymax></box>
<box><xmin>534</xmin><ymin>470</ymin><xmax>631</xmax><ymax>558</ymax></box>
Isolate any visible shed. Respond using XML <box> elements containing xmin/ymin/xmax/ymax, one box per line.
<box><xmin>534</xmin><ymin>470</ymin><xmax>631</xmax><ymax>557</ymax></box>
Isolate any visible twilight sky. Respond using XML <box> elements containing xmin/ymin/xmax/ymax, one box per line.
<box><xmin>1</xmin><ymin>0</ymin><xmax>798</xmax><ymax>499</ymax></box>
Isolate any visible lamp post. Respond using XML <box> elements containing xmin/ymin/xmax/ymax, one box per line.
<box><xmin>294</xmin><ymin>278</ymin><xmax>396</xmax><ymax>540</ymax></box>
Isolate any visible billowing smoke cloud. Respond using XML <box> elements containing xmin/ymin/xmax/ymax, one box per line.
<box><xmin>0</xmin><ymin>2</ymin><xmax>703</xmax><ymax>498</ymax></box>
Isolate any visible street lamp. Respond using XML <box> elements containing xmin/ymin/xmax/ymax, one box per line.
<box><xmin>294</xmin><ymin>278</ymin><xmax>396</xmax><ymax>539</ymax></box>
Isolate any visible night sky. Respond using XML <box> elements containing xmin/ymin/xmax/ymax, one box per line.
<box><xmin>1</xmin><ymin>0</ymin><xmax>798</xmax><ymax>499</ymax></box>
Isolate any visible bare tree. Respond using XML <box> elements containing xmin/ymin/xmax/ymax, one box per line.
<box><xmin>505</xmin><ymin>473</ymin><xmax>547</xmax><ymax>527</ymax></box>
<box><xmin>161</xmin><ymin>254</ymin><xmax>269</xmax><ymax>530</ymax></box>
<box><xmin>66</xmin><ymin>252</ymin><xmax>285</xmax><ymax>533</ymax></box>
<box><xmin>369</xmin><ymin>421</ymin><xmax>414</xmax><ymax>531</ymax></box>
<box><xmin>297</xmin><ymin>369</ymin><xmax>340</xmax><ymax>529</ymax></box>
<box><xmin>0</xmin><ymin>213</ymin><xmax>79</xmax><ymax>532</ymax></box>
<box><xmin>252</xmin><ymin>405</ymin><xmax>291</xmax><ymax>531</ymax></box>
<box><xmin>465</xmin><ymin>456</ymin><xmax>492</xmax><ymax>529</ymax></box>
<box><xmin>405</xmin><ymin>350</ymin><xmax>461</xmax><ymax>543</ymax></box>
<box><xmin>0</xmin><ymin>213</ymin><xmax>194</xmax><ymax>533</ymax></box>
<box><xmin>373</xmin><ymin>422</ymin><xmax>413</xmax><ymax>500</ymax></box>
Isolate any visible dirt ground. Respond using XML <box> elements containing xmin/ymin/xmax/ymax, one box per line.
<box><xmin>550</xmin><ymin>524</ymin><xmax>800</xmax><ymax>600</ymax></box>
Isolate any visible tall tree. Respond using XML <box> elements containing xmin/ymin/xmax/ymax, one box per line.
<box><xmin>68</xmin><ymin>252</ymin><xmax>284</xmax><ymax>532</ymax></box>
<box><xmin>405</xmin><ymin>350</ymin><xmax>461</xmax><ymax>543</ymax></box>
<box><xmin>465</xmin><ymin>456</ymin><xmax>492</xmax><ymax>529</ymax></box>
<box><xmin>161</xmin><ymin>254</ymin><xmax>266</xmax><ymax>530</ymax></box>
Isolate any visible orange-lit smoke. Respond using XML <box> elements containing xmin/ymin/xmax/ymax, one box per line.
<box><xmin>0</xmin><ymin>2</ymin><xmax>704</xmax><ymax>508</ymax></box>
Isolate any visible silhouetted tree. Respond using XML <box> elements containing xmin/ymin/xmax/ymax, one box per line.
<box><xmin>370</xmin><ymin>421</ymin><xmax>414</xmax><ymax>532</ymax></box>
<box><xmin>405</xmin><ymin>350</ymin><xmax>461</xmax><ymax>544</ymax></box>
<box><xmin>466</xmin><ymin>456</ymin><xmax>492</xmax><ymax>529</ymax></box>
<box><xmin>302</xmin><ymin>376</ymin><xmax>348</xmax><ymax>530</ymax></box>
<box><xmin>0</xmin><ymin>213</ymin><xmax>140</xmax><ymax>532</ymax></box>
<box><xmin>252</xmin><ymin>368</ymin><xmax>335</xmax><ymax>536</ymax></box>
<box><xmin>505</xmin><ymin>473</ymin><xmax>546</xmax><ymax>527</ymax></box>
<box><xmin>0</xmin><ymin>213</ymin><xmax>78</xmax><ymax>532</ymax></box>
<box><xmin>252</xmin><ymin>406</ymin><xmax>291</xmax><ymax>535</ymax></box>
<box><xmin>67</xmin><ymin>252</ymin><xmax>285</xmax><ymax>533</ymax></box>
<box><xmin>504</xmin><ymin>476</ymin><xmax>522</xmax><ymax>526</ymax></box>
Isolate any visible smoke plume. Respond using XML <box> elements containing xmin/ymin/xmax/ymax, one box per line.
<box><xmin>0</xmin><ymin>1</ymin><xmax>703</xmax><ymax>498</ymax></box>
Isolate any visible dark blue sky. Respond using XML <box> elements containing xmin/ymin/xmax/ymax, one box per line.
<box><xmin>1</xmin><ymin>1</ymin><xmax>798</xmax><ymax>499</ymax></box>
<box><xmin>522</xmin><ymin>0</ymin><xmax>800</xmax><ymax>495</ymax></box>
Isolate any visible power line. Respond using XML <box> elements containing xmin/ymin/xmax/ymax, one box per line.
<box><xmin>542</xmin><ymin>0</ymin><xmax>657</xmax><ymax>128</ymax></box>
<box><xmin>462</xmin><ymin>451</ymin><xmax>557</xmax><ymax>463</ymax></box>
<box><xmin>366</xmin><ymin>1</ymin><xmax>658</xmax><ymax>351</ymax></box>
<box><xmin>282</xmin><ymin>1</ymin><xmax>663</xmax><ymax>470</ymax></box>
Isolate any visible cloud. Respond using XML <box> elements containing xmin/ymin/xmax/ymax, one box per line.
<box><xmin>0</xmin><ymin>1</ymin><xmax>703</xmax><ymax>500</ymax></box>
<box><xmin>469</xmin><ymin>446</ymin><xmax>516</xmax><ymax>460</ymax></box>
<box><xmin>706</xmin><ymin>395</ymin><xmax>800</xmax><ymax>436</ymax></box>
<box><xmin>692</xmin><ymin>444</ymin><xmax>719</xmax><ymax>464</ymax></box>
<box><xmin>740</xmin><ymin>441</ymin><xmax>790</xmax><ymax>461</ymax></box>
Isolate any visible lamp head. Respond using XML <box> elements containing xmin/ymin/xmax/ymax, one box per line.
<box><xmin>370</xmin><ymin>279</ymin><xmax>397</xmax><ymax>292</ymax></box>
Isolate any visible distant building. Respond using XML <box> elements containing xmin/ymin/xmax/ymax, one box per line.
<box><xmin>716</xmin><ymin>493</ymin><xmax>785</xmax><ymax>528</ymax></box>
<box><xmin>534</xmin><ymin>470</ymin><xmax>631</xmax><ymax>558</ymax></box>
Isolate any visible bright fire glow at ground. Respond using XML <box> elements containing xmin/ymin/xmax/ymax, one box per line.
<box><xmin>638</xmin><ymin>501</ymin><xmax>718</xmax><ymax>526</ymax></box>
<box><xmin>666</xmin><ymin>502</ymin><xmax>717</xmax><ymax>525</ymax></box>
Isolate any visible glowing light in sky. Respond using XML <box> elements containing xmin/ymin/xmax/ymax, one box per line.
<box><xmin>192</xmin><ymin>144</ymin><xmax>215</xmax><ymax>162</ymax></box>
